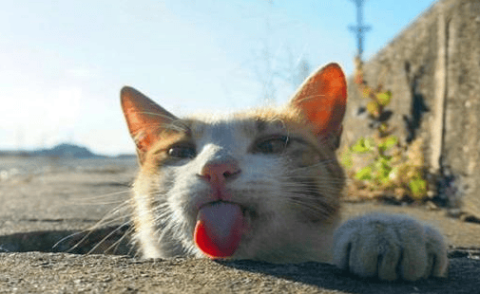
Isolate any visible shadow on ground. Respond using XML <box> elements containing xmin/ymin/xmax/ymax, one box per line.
<box><xmin>0</xmin><ymin>225</ymin><xmax>133</xmax><ymax>256</ymax></box>
<box><xmin>216</xmin><ymin>251</ymin><xmax>480</xmax><ymax>294</ymax></box>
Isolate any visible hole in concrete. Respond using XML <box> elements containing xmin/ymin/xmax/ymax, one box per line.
<box><xmin>0</xmin><ymin>225</ymin><xmax>133</xmax><ymax>256</ymax></box>
<box><xmin>448</xmin><ymin>247</ymin><xmax>480</xmax><ymax>259</ymax></box>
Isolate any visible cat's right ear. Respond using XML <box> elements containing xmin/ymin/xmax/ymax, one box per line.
<box><xmin>120</xmin><ymin>86</ymin><xmax>177</xmax><ymax>161</ymax></box>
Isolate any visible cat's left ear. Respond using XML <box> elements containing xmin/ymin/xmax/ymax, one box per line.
<box><xmin>289</xmin><ymin>63</ymin><xmax>347</xmax><ymax>149</ymax></box>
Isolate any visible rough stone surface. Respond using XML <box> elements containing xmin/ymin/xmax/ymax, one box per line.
<box><xmin>0</xmin><ymin>156</ymin><xmax>479</xmax><ymax>293</ymax></box>
<box><xmin>343</xmin><ymin>0</ymin><xmax>480</xmax><ymax>218</ymax></box>
<box><xmin>0</xmin><ymin>252</ymin><xmax>479</xmax><ymax>294</ymax></box>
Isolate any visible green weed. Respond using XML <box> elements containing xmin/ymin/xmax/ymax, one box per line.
<box><xmin>341</xmin><ymin>57</ymin><xmax>430</xmax><ymax>202</ymax></box>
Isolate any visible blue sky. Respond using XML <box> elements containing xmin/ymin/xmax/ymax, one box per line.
<box><xmin>0</xmin><ymin>0</ymin><xmax>436</xmax><ymax>155</ymax></box>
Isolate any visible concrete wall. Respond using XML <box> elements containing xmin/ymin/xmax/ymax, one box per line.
<box><xmin>342</xmin><ymin>0</ymin><xmax>480</xmax><ymax>217</ymax></box>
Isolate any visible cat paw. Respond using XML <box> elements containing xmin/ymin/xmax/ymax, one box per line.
<box><xmin>332</xmin><ymin>214</ymin><xmax>448</xmax><ymax>281</ymax></box>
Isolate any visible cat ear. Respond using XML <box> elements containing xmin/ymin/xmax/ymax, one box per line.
<box><xmin>120</xmin><ymin>86</ymin><xmax>177</xmax><ymax>157</ymax></box>
<box><xmin>289</xmin><ymin>63</ymin><xmax>347</xmax><ymax>148</ymax></box>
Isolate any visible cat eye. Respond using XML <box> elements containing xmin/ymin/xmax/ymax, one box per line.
<box><xmin>254</xmin><ymin>136</ymin><xmax>290</xmax><ymax>154</ymax></box>
<box><xmin>167</xmin><ymin>144</ymin><xmax>196</xmax><ymax>159</ymax></box>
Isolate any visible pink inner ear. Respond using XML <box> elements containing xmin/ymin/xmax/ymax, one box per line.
<box><xmin>120</xmin><ymin>86</ymin><xmax>176</xmax><ymax>152</ymax></box>
<box><xmin>291</xmin><ymin>63</ymin><xmax>347</xmax><ymax>137</ymax></box>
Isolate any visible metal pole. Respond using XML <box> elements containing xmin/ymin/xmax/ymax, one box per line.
<box><xmin>348</xmin><ymin>0</ymin><xmax>371</xmax><ymax>59</ymax></box>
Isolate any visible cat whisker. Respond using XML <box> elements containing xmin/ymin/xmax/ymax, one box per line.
<box><xmin>65</xmin><ymin>190</ymin><xmax>132</xmax><ymax>206</ymax></box>
<box><xmin>109</xmin><ymin>225</ymin><xmax>136</xmax><ymax>255</ymax></box>
<box><xmin>286</xmin><ymin>159</ymin><xmax>339</xmax><ymax>171</ymax></box>
<box><xmin>90</xmin><ymin>211</ymin><xmax>132</xmax><ymax>230</ymax></box>
<box><xmin>54</xmin><ymin>217</ymin><xmax>133</xmax><ymax>255</ymax></box>
<box><xmin>279</xmin><ymin>177</ymin><xmax>346</xmax><ymax>184</ymax></box>
<box><xmin>85</xmin><ymin>221</ymin><xmax>133</xmax><ymax>255</ymax></box>
<box><xmin>285</xmin><ymin>198</ymin><xmax>334</xmax><ymax>215</ymax></box>
<box><xmin>280</xmin><ymin>174</ymin><xmax>345</xmax><ymax>180</ymax></box>
<box><xmin>53</xmin><ymin>199</ymin><xmax>133</xmax><ymax>254</ymax></box>
<box><xmin>152</xmin><ymin>210</ymin><xmax>175</xmax><ymax>223</ymax></box>
<box><xmin>52</xmin><ymin>231</ymin><xmax>84</xmax><ymax>251</ymax></box>
<box><xmin>152</xmin><ymin>208</ymin><xmax>172</xmax><ymax>219</ymax></box>
<box><xmin>285</xmin><ymin>189</ymin><xmax>341</xmax><ymax>198</ymax></box>
<box><xmin>76</xmin><ymin>189</ymin><xmax>132</xmax><ymax>200</ymax></box>
<box><xmin>70</xmin><ymin>197</ymin><xmax>132</xmax><ymax>206</ymax></box>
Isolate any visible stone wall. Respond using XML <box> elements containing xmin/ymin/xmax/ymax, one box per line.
<box><xmin>342</xmin><ymin>0</ymin><xmax>480</xmax><ymax>218</ymax></box>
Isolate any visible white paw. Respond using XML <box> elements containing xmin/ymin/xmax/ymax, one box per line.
<box><xmin>333</xmin><ymin>214</ymin><xmax>448</xmax><ymax>281</ymax></box>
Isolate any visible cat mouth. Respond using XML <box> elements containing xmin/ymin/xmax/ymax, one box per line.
<box><xmin>194</xmin><ymin>201</ymin><xmax>249</xmax><ymax>259</ymax></box>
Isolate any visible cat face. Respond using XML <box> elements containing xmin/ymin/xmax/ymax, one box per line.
<box><xmin>121</xmin><ymin>63</ymin><xmax>347</xmax><ymax>262</ymax></box>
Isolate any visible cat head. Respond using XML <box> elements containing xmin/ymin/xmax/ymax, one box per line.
<box><xmin>121</xmin><ymin>63</ymin><xmax>347</xmax><ymax>261</ymax></box>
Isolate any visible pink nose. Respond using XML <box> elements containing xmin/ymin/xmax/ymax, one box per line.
<box><xmin>200</xmin><ymin>162</ymin><xmax>241</xmax><ymax>185</ymax></box>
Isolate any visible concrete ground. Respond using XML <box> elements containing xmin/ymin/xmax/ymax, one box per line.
<box><xmin>0</xmin><ymin>156</ymin><xmax>479</xmax><ymax>293</ymax></box>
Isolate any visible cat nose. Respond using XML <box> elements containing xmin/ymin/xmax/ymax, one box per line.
<box><xmin>200</xmin><ymin>161</ymin><xmax>241</xmax><ymax>184</ymax></box>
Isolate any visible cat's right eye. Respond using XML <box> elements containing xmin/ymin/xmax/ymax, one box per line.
<box><xmin>167</xmin><ymin>144</ymin><xmax>196</xmax><ymax>159</ymax></box>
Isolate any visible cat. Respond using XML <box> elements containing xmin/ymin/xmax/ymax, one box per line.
<box><xmin>120</xmin><ymin>63</ymin><xmax>448</xmax><ymax>281</ymax></box>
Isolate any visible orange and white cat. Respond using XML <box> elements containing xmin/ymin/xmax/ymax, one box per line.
<box><xmin>120</xmin><ymin>63</ymin><xmax>448</xmax><ymax>281</ymax></box>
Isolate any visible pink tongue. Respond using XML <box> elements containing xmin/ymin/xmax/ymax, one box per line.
<box><xmin>194</xmin><ymin>202</ymin><xmax>244</xmax><ymax>259</ymax></box>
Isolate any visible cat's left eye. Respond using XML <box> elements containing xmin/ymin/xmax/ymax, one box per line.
<box><xmin>254</xmin><ymin>136</ymin><xmax>290</xmax><ymax>154</ymax></box>
<box><xmin>167</xmin><ymin>144</ymin><xmax>196</xmax><ymax>159</ymax></box>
